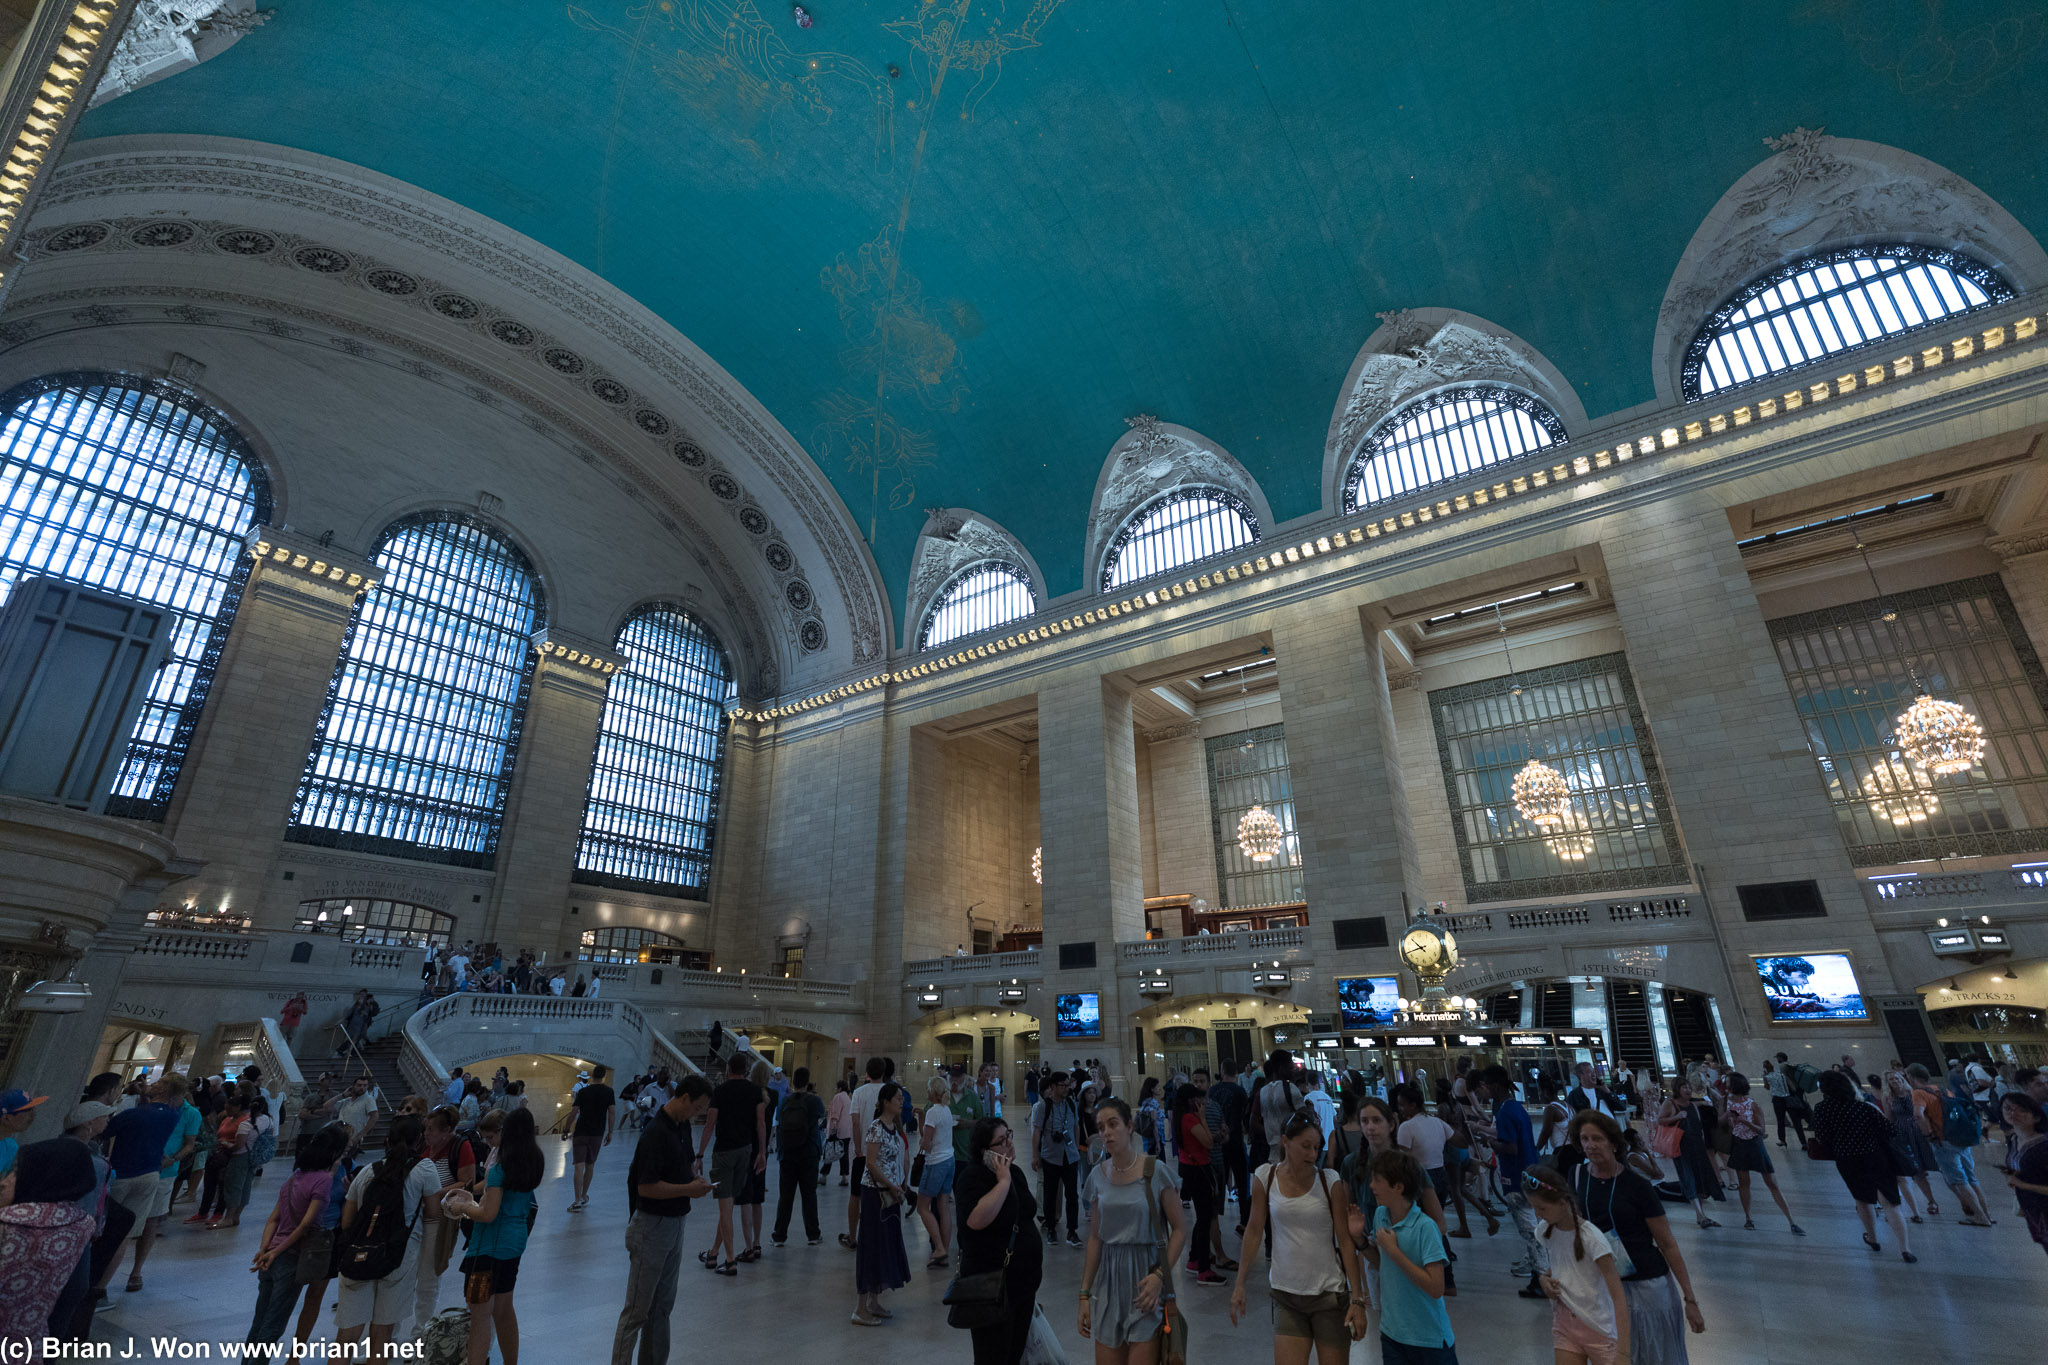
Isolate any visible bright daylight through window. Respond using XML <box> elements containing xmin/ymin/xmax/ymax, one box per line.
<box><xmin>919</xmin><ymin>561</ymin><xmax>1034</xmax><ymax>650</ymax></box>
<box><xmin>1101</xmin><ymin>487</ymin><xmax>1258</xmax><ymax>590</ymax></box>
<box><xmin>1345</xmin><ymin>385</ymin><xmax>1565</xmax><ymax>512</ymax></box>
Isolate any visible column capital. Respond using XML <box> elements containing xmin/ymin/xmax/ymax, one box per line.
<box><xmin>530</xmin><ymin>627</ymin><xmax>627</xmax><ymax>700</ymax></box>
<box><xmin>244</xmin><ymin>526</ymin><xmax>381</xmax><ymax>622</ymax></box>
<box><xmin>1986</xmin><ymin>531</ymin><xmax>2048</xmax><ymax>563</ymax></box>
<box><xmin>1142</xmin><ymin>721</ymin><xmax>1200</xmax><ymax>743</ymax></box>
<box><xmin>1387</xmin><ymin>669</ymin><xmax>1424</xmax><ymax>691</ymax></box>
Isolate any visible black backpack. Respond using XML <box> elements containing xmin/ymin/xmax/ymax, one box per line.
<box><xmin>778</xmin><ymin>1092</ymin><xmax>819</xmax><ymax>1151</ymax></box>
<box><xmin>338</xmin><ymin>1159</ymin><xmax>422</xmax><ymax>1281</ymax></box>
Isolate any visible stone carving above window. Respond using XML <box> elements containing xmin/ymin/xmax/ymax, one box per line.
<box><xmin>1323</xmin><ymin>311</ymin><xmax>1582</xmax><ymax>513</ymax></box>
<box><xmin>92</xmin><ymin>0</ymin><xmax>274</xmax><ymax>108</ymax></box>
<box><xmin>1653</xmin><ymin>132</ymin><xmax>2048</xmax><ymax>405</ymax></box>
<box><xmin>1085</xmin><ymin>416</ymin><xmax>1271</xmax><ymax>587</ymax></box>
<box><xmin>905</xmin><ymin>507</ymin><xmax>1041</xmax><ymax>649</ymax></box>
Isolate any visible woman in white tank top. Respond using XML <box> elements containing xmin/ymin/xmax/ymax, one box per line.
<box><xmin>1228</xmin><ymin>1108</ymin><xmax>1368</xmax><ymax>1363</ymax></box>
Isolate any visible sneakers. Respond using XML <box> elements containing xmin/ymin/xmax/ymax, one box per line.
<box><xmin>1194</xmin><ymin>1271</ymin><xmax>1226</xmax><ymax>1286</ymax></box>
<box><xmin>1066</xmin><ymin>1232</ymin><xmax>1083</xmax><ymax>1248</ymax></box>
<box><xmin>1045</xmin><ymin>1227</ymin><xmax>1059</xmax><ymax>1246</ymax></box>
<box><xmin>808</xmin><ymin>1236</ymin><xmax>823</xmax><ymax>1245</ymax></box>
<box><xmin>770</xmin><ymin>1235</ymin><xmax>787</xmax><ymax>1247</ymax></box>
<box><xmin>1508</xmin><ymin>1261</ymin><xmax>1534</xmax><ymax>1277</ymax></box>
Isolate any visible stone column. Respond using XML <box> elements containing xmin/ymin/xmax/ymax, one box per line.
<box><xmin>1388</xmin><ymin>670</ymin><xmax>1469</xmax><ymax>913</ymax></box>
<box><xmin>1036</xmin><ymin>673</ymin><xmax>1144</xmax><ymax>1081</ymax></box>
<box><xmin>1271</xmin><ymin>602</ymin><xmax>1426</xmax><ymax>957</ymax></box>
<box><xmin>1142</xmin><ymin>724</ymin><xmax>1220</xmax><ymax>910</ymax></box>
<box><xmin>162</xmin><ymin>527</ymin><xmax>380</xmax><ymax>924</ymax></box>
<box><xmin>483</xmin><ymin>629</ymin><xmax>625</xmax><ymax>953</ymax></box>
<box><xmin>1599</xmin><ymin>492</ymin><xmax>1895</xmax><ymax>1042</ymax></box>
<box><xmin>1987</xmin><ymin>533</ymin><xmax>2048</xmax><ymax>661</ymax></box>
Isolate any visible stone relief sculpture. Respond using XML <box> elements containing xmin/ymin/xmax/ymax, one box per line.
<box><xmin>92</xmin><ymin>0</ymin><xmax>273</xmax><ymax>107</ymax></box>
<box><xmin>1331</xmin><ymin>319</ymin><xmax>1548</xmax><ymax>460</ymax></box>
<box><xmin>1083</xmin><ymin>415</ymin><xmax>1266</xmax><ymax>581</ymax></box>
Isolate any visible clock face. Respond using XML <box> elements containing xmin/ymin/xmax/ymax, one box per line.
<box><xmin>1400</xmin><ymin>930</ymin><xmax>1439</xmax><ymax>970</ymax></box>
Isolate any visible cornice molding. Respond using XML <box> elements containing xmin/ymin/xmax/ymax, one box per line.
<box><xmin>1987</xmin><ymin>532</ymin><xmax>2048</xmax><ymax>562</ymax></box>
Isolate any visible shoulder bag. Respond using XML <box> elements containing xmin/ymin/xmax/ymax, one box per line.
<box><xmin>944</xmin><ymin>1199</ymin><xmax>1019</xmax><ymax>1328</ymax></box>
<box><xmin>1141</xmin><ymin>1156</ymin><xmax>1189</xmax><ymax>1365</ymax></box>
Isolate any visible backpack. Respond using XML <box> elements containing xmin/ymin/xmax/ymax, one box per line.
<box><xmin>247</xmin><ymin>1119</ymin><xmax>278</xmax><ymax>1171</ymax></box>
<box><xmin>337</xmin><ymin>1160</ymin><xmax>422</xmax><ymax>1281</ymax></box>
<box><xmin>419</xmin><ymin>1308</ymin><xmax>470</xmax><ymax>1365</ymax></box>
<box><xmin>777</xmin><ymin>1093</ymin><xmax>818</xmax><ymax>1151</ymax></box>
<box><xmin>1135</xmin><ymin>1104</ymin><xmax>1159</xmax><ymax>1144</ymax></box>
<box><xmin>1942</xmin><ymin>1092</ymin><xmax>1982</xmax><ymax>1148</ymax></box>
<box><xmin>1791</xmin><ymin>1064</ymin><xmax>1822</xmax><ymax>1096</ymax></box>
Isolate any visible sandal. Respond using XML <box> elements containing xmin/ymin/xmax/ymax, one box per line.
<box><xmin>737</xmin><ymin>1247</ymin><xmax>762</xmax><ymax>1263</ymax></box>
<box><xmin>1862</xmin><ymin>1233</ymin><xmax>1880</xmax><ymax>1252</ymax></box>
<box><xmin>1696</xmin><ymin>1217</ymin><xmax>1720</xmax><ymax>1229</ymax></box>
<box><xmin>1213</xmin><ymin>1257</ymin><xmax>1238</xmax><ymax>1272</ymax></box>
<box><xmin>927</xmin><ymin>1255</ymin><xmax>949</xmax><ymax>1268</ymax></box>
<box><xmin>839</xmin><ymin>1234</ymin><xmax>856</xmax><ymax>1249</ymax></box>
<box><xmin>1448</xmin><ymin>1228</ymin><xmax>1472</xmax><ymax>1238</ymax></box>
<box><xmin>1927</xmin><ymin>1200</ymin><xmax>1939</xmax><ymax>1216</ymax></box>
<box><xmin>125</xmin><ymin>1275</ymin><xmax>143</xmax><ymax>1293</ymax></box>
<box><xmin>714</xmin><ymin>1261</ymin><xmax>738</xmax><ymax>1276</ymax></box>
<box><xmin>698</xmin><ymin>1249</ymin><xmax>719</xmax><ymax>1266</ymax></box>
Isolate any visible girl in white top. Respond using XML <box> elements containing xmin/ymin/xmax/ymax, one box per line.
<box><xmin>1229</xmin><ymin>1108</ymin><xmax>1368</xmax><ymax>1364</ymax></box>
<box><xmin>1522</xmin><ymin>1165</ymin><xmax>1629</xmax><ymax>1365</ymax></box>
<box><xmin>917</xmin><ymin>1074</ymin><xmax>956</xmax><ymax>1268</ymax></box>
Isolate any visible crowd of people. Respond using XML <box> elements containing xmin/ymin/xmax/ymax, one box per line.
<box><xmin>3</xmin><ymin>1040</ymin><xmax>2044</xmax><ymax>1365</ymax></box>
<box><xmin>420</xmin><ymin>942</ymin><xmax>596</xmax><ymax>1001</ymax></box>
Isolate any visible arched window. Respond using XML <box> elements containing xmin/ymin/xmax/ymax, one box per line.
<box><xmin>288</xmin><ymin>513</ymin><xmax>543</xmax><ymax>867</ymax></box>
<box><xmin>0</xmin><ymin>374</ymin><xmax>270</xmax><ymax>818</ymax></box>
<box><xmin>293</xmin><ymin>897</ymin><xmax>454</xmax><ymax>949</ymax></box>
<box><xmin>1343</xmin><ymin>385</ymin><xmax>1564</xmax><ymax>513</ymax></box>
<box><xmin>1101</xmin><ymin>487</ymin><xmax>1258</xmax><ymax>591</ymax></box>
<box><xmin>1684</xmin><ymin>246</ymin><xmax>2013</xmax><ymax>399</ymax></box>
<box><xmin>575</xmin><ymin>603</ymin><xmax>733</xmax><ymax>898</ymax></box>
<box><xmin>577</xmin><ymin>925</ymin><xmax>701</xmax><ymax>966</ymax></box>
<box><xmin>919</xmin><ymin>561</ymin><xmax>1034</xmax><ymax>650</ymax></box>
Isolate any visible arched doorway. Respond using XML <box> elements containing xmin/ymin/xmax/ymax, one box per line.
<box><xmin>1131</xmin><ymin>995</ymin><xmax>1314</xmax><ymax>1081</ymax></box>
<box><xmin>909</xmin><ymin>1006</ymin><xmax>1042</xmax><ymax>1108</ymax></box>
<box><xmin>1918</xmin><ymin>958</ymin><xmax>2048</xmax><ymax>1068</ymax></box>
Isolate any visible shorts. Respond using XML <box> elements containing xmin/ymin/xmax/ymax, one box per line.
<box><xmin>1425</xmin><ymin>1166</ymin><xmax>1453</xmax><ymax>1207</ymax></box>
<box><xmin>570</xmin><ymin>1134</ymin><xmax>604</xmax><ymax>1165</ymax></box>
<box><xmin>1551</xmin><ymin>1303</ymin><xmax>1620</xmax><ymax>1365</ymax></box>
<box><xmin>333</xmin><ymin>1258</ymin><xmax>419</xmax><ymax>1329</ymax></box>
<box><xmin>459</xmin><ymin>1252</ymin><xmax>521</xmax><ymax>1297</ymax></box>
<box><xmin>1836</xmin><ymin>1151</ymin><xmax>1900</xmax><ymax>1207</ymax></box>
<box><xmin>1271</xmin><ymin>1288</ymin><xmax>1351</xmax><ymax>1346</ymax></box>
<box><xmin>111</xmin><ymin>1173</ymin><xmax>172</xmax><ymax>1231</ymax></box>
<box><xmin>1934</xmin><ymin>1142</ymin><xmax>1980</xmax><ymax>1189</ymax></box>
<box><xmin>1444</xmin><ymin>1146</ymin><xmax>1470</xmax><ymax>1170</ymax></box>
<box><xmin>919</xmin><ymin>1157</ymin><xmax>955</xmax><ymax>1198</ymax></box>
<box><xmin>712</xmin><ymin>1146</ymin><xmax>751</xmax><ymax>1200</ymax></box>
<box><xmin>850</xmin><ymin>1155</ymin><xmax>867</xmax><ymax>1189</ymax></box>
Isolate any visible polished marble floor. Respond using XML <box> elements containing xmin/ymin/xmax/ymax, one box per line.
<box><xmin>87</xmin><ymin>1134</ymin><xmax>2044</xmax><ymax>1364</ymax></box>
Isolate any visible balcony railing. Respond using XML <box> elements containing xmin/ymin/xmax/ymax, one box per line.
<box><xmin>1117</xmin><ymin>925</ymin><xmax>1307</xmax><ymax>964</ymax></box>
<box><xmin>905</xmin><ymin>950</ymin><xmax>1044</xmax><ymax>978</ymax></box>
<box><xmin>1438</xmin><ymin>896</ymin><xmax>1696</xmax><ymax>938</ymax></box>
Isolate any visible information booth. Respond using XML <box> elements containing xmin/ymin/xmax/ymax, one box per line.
<box><xmin>1299</xmin><ymin>1028</ymin><xmax>1608</xmax><ymax>1099</ymax></box>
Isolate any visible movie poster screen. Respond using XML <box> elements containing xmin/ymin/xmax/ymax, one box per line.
<box><xmin>1753</xmin><ymin>952</ymin><xmax>1868</xmax><ymax>1022</ymax></box>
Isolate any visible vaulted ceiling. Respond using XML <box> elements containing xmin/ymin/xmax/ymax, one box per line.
<box><xmin>77</xmin><ymin>1</ymin><xmax>2048</xmax><ymax>604</ymax></box>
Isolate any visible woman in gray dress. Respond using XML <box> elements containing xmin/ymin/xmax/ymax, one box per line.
<box><xmin>1079</xmin><ymin>1097</ymin><xmax>1189</xmax><ymax>1365</ymax></box>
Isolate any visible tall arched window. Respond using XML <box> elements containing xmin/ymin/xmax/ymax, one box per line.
<box><xmin>288</xmin><ymin>513</ymin><xmax>544</xmax><ymax>867</ymax></box>
<box><xmin>1343</xmin><ymin>385</ymin><xmax>1565</xmax><ymax>513</ymax></box>
<box><xmin>1684</xmin><ymin>245</ymin><xmax>2012</xmax><ymax>399</ymax></box>
<box><xmin>0</xmin><ymin>374</ymin><xmax>270</xmax><ymax>819</ymax></box>
<box><xmin>1101</xmin><ymin>487</ymin><xmax>1258</xmax><ymax>591</ymax></box>
<box><xmin>919</xmin><ymin>562</ymin><xmax>1034</xmax><ymax>650</ymax></box>
<box><xmin>574</xmin><ymin>603</ymin><xmax>733</xmax><ymax>898</ymax></box>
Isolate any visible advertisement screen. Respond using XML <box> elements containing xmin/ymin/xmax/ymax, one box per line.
<box><xmin>1336</xmin><ymin>975</ymin><xmax>1402</xmax><ymax>1029</ymax></box>
<box><xmin>1055</xmin><ymin>991</ymin><xmax>1101</xmax><ymax>1039</ymax></box>
<box><xmin>1754</xmin><ymin>953</ymin><xmax>1868</xmax><ymax>1023</ymax></box>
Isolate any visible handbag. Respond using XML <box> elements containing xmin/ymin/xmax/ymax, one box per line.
<box><xmin>1141</xmin><ymin>1156</ymin><xmax>1189</xmax><ymax>1365</ymax></box>
<box><xmin>1804</xmin><ymin>1133</ymin><xmax>1834</xmax><ymax>1162</ymax></box>
<box><xmin>1650</xmin><ymin>1120</ymin><xmax>1684</xmax><ymax>1160</ymax></box>
<box><xmin>910</xmin><ymin>1153</ymin><xmax>927</xmax><ymax>1188</ymax></box>
<box><xmin>944</xmin><ymin>1217</ymin><xmax>1019</xmax><ymax>1328</ymax></box>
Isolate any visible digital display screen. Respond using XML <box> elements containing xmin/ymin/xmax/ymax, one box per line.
<box><xmin>1055</xmin><ymin>992</ymin><xmax>1101</xmax><ymax>1039</ymax></box>
<box><xmin>1336</xmin><ymin>976</ymin><xmax>1402</xmax><ymax>1029</ymax></box>
<box><xmin>1754</xmin><ymin>953</ymin><xmax>1868</xmax><ymax>1023</ymax></box>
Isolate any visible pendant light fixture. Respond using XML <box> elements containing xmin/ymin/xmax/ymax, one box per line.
<box><xmin>1031</xmin><ymin>846</ymin><xmax>1042</xmax><ymax>884</ymax></box>
<box><xmin>1493</xmin><ymin>603</ymin><xmax>1572</xmax><ymax>832</ymax></box>
<box><xmin>1237</xmin><ymin>804</ymin><xmax>1285</xmax><ymax>862</ymax></box>
<box><xmin>1853</xmin><ymin>538</ymin><xmax>1986</xmax><ymax>778</ymax></box>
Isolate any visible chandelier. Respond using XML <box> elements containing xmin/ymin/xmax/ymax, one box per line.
<box><xmin>1544</xmin><ymin>808</ymin><xmax>1595</xmax><ymax>861</ymax></box>
<box><xmin>1894</xmin><ymin>694</ymin><xmax>1985</xmax><ymax>777</ymax></box>
<box><xmin>1513</xmin><ymin>758</ymin><xmax>1572</xmax><ymax>831</ymax></box>
<box><xmin>1237</xmin><ymin>805</ymin><xmax>1284</xmax><ymax>862</ymax></box>
<box><xmin>1853</xmin><ymin>537</ymin><xmax>1985</xmax><ymax>779</ymax></box>
<box><xmin>1031</xmin><ymin>846</ymin><xmax>1042</xmax><ymax>885</ymax></box>
<box><xmin>1864</xmin><ymin>756</ymin><xmax>1941</xmax><ymax>825</ymax></box>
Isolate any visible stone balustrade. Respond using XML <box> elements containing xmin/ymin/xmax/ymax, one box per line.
<box><xmin>1430</xmin><ymin>895</ymin><xmax>1699</xmax><ymax>941</ymax></box>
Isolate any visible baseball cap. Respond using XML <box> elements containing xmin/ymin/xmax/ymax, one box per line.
<box><xmin>0</xmin><ymin>1088</ymin><xmax>48</xmax><ymax>1116</ymax></box>
<box><xmin>65</xmin><ymin>1100</ymin><xmax>117</xmax><ymax>1129</ymax></box>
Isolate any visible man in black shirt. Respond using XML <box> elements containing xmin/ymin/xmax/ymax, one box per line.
<box><xmin>569</xmin><ymin>1065</ymin><xmax>617</xmax><ymax>1213</ymax></box>
<box><xmin>613</xmin><ymin>1075</ymin><xmax>711</xmax><ymax>1365</ymax></box>
<box><xmin>698</xmin><ymin>1055</ymin><xmax>767</xmax><ymax>1272</ymax></box>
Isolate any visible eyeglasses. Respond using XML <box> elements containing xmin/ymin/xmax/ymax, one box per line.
<box><xmin>1281</xmin><ymin>1107</ymin><xmax>1323</xmax><ymax>1140</ymax></box>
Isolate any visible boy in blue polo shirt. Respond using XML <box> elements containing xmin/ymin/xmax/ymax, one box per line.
<box><xmin>1367</xmin><ymin>1147</ymin><xmax>1456</xmax><ymax>1365</ymax></box>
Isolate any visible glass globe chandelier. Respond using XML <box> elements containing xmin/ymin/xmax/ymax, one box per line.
<box><xmin>1031</xmin><ymin>846</ymin><xmax>1042</xmax><ymax>885</ymax></box>
<box><xmin>1864</xmin><ymin>756</ymin><xmax>1942</xmax><ymax>825</ymax></box>
<box><xmin>1894</xmin><ymin>695</ymin><xmax>1985</xmax><ymax>777</ymax></box>
<box><xmin>1490</xmin><ymin>602</ymin><xmax>1573</xmax><ymax>831</ymax></box>
<box><xmin>1237</xmin><ymin>804</ymin><xmax>1284</xmax><ymax>862</ymax></box>
<box><xmin>1544</xmin><ymin>808</ymin><xmax>1595</xmax><ymax>861</ymax></box>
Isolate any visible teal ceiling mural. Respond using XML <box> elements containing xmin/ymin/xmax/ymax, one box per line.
<box><xmin>77</xmin><ymin>1</ymin><xmax>2048</xmax><ymax>603</ymax></box>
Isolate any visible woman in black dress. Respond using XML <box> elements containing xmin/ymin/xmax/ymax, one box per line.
<box><xmin>955</xmin><ymin>1116</ymin><xmax>1043</xmax><ymax>1365</ymax></box>
<box><xmin>1810</xmin><ymin>1070</ymin><xmax>1915</xmax><ymax>1263</ymax></box>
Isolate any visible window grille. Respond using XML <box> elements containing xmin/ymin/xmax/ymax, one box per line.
<box><xmin>293</xmin><ymin>897</ymin><xmax>454</xmax><ymax>949</ymax></box>
<box><xmin>1768</xmin><ymin>576</ymin><xmax>2048</xmax><ymax>864</ymax></box>
<box><xmin>1684</xmin><ymin>246</ymin><xmax>2011</xmax><ymax>400</ymax></box>
<box><xmin>1205</xmin><ymin>723</ymin><xmax>1304</xmax><ymax>908</ymax></box>
<box><xmin>919</xmin><ymin>561</ymin><xmax>1034</xmax><ymax>650</ymax></box>
<box><xmin>574</xmin><ymin>604</ymin><xmax>734</xmax><ymax>898</ymax></box>
<box><xmin>1102</xmin><ymin>487</ymin><xmax>1258</xmax><ymax>591</ymax></box>
<box><xmin>1344</xmin><ymin>385</ymin><xmax>1565</xmax><ymax>512</ymax></box>
<box><xmin>1736</xmin><ymin>493</ymin><xmax>1943</xmax><ymax>550</ymax></box>
<box><xmin>1430</xmin><ymin>654</ymin><xmax>1688</xmax><ymax>901</ymax></box>
<box><xmin>287</xmin><ymin>513</ymin><xmax>543</xmax><ymax>867</ymax></box>
<box><xmin>0</xmin><ymin>374</ymin><xmax>270</xmax><ymax>818</ymax></box>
